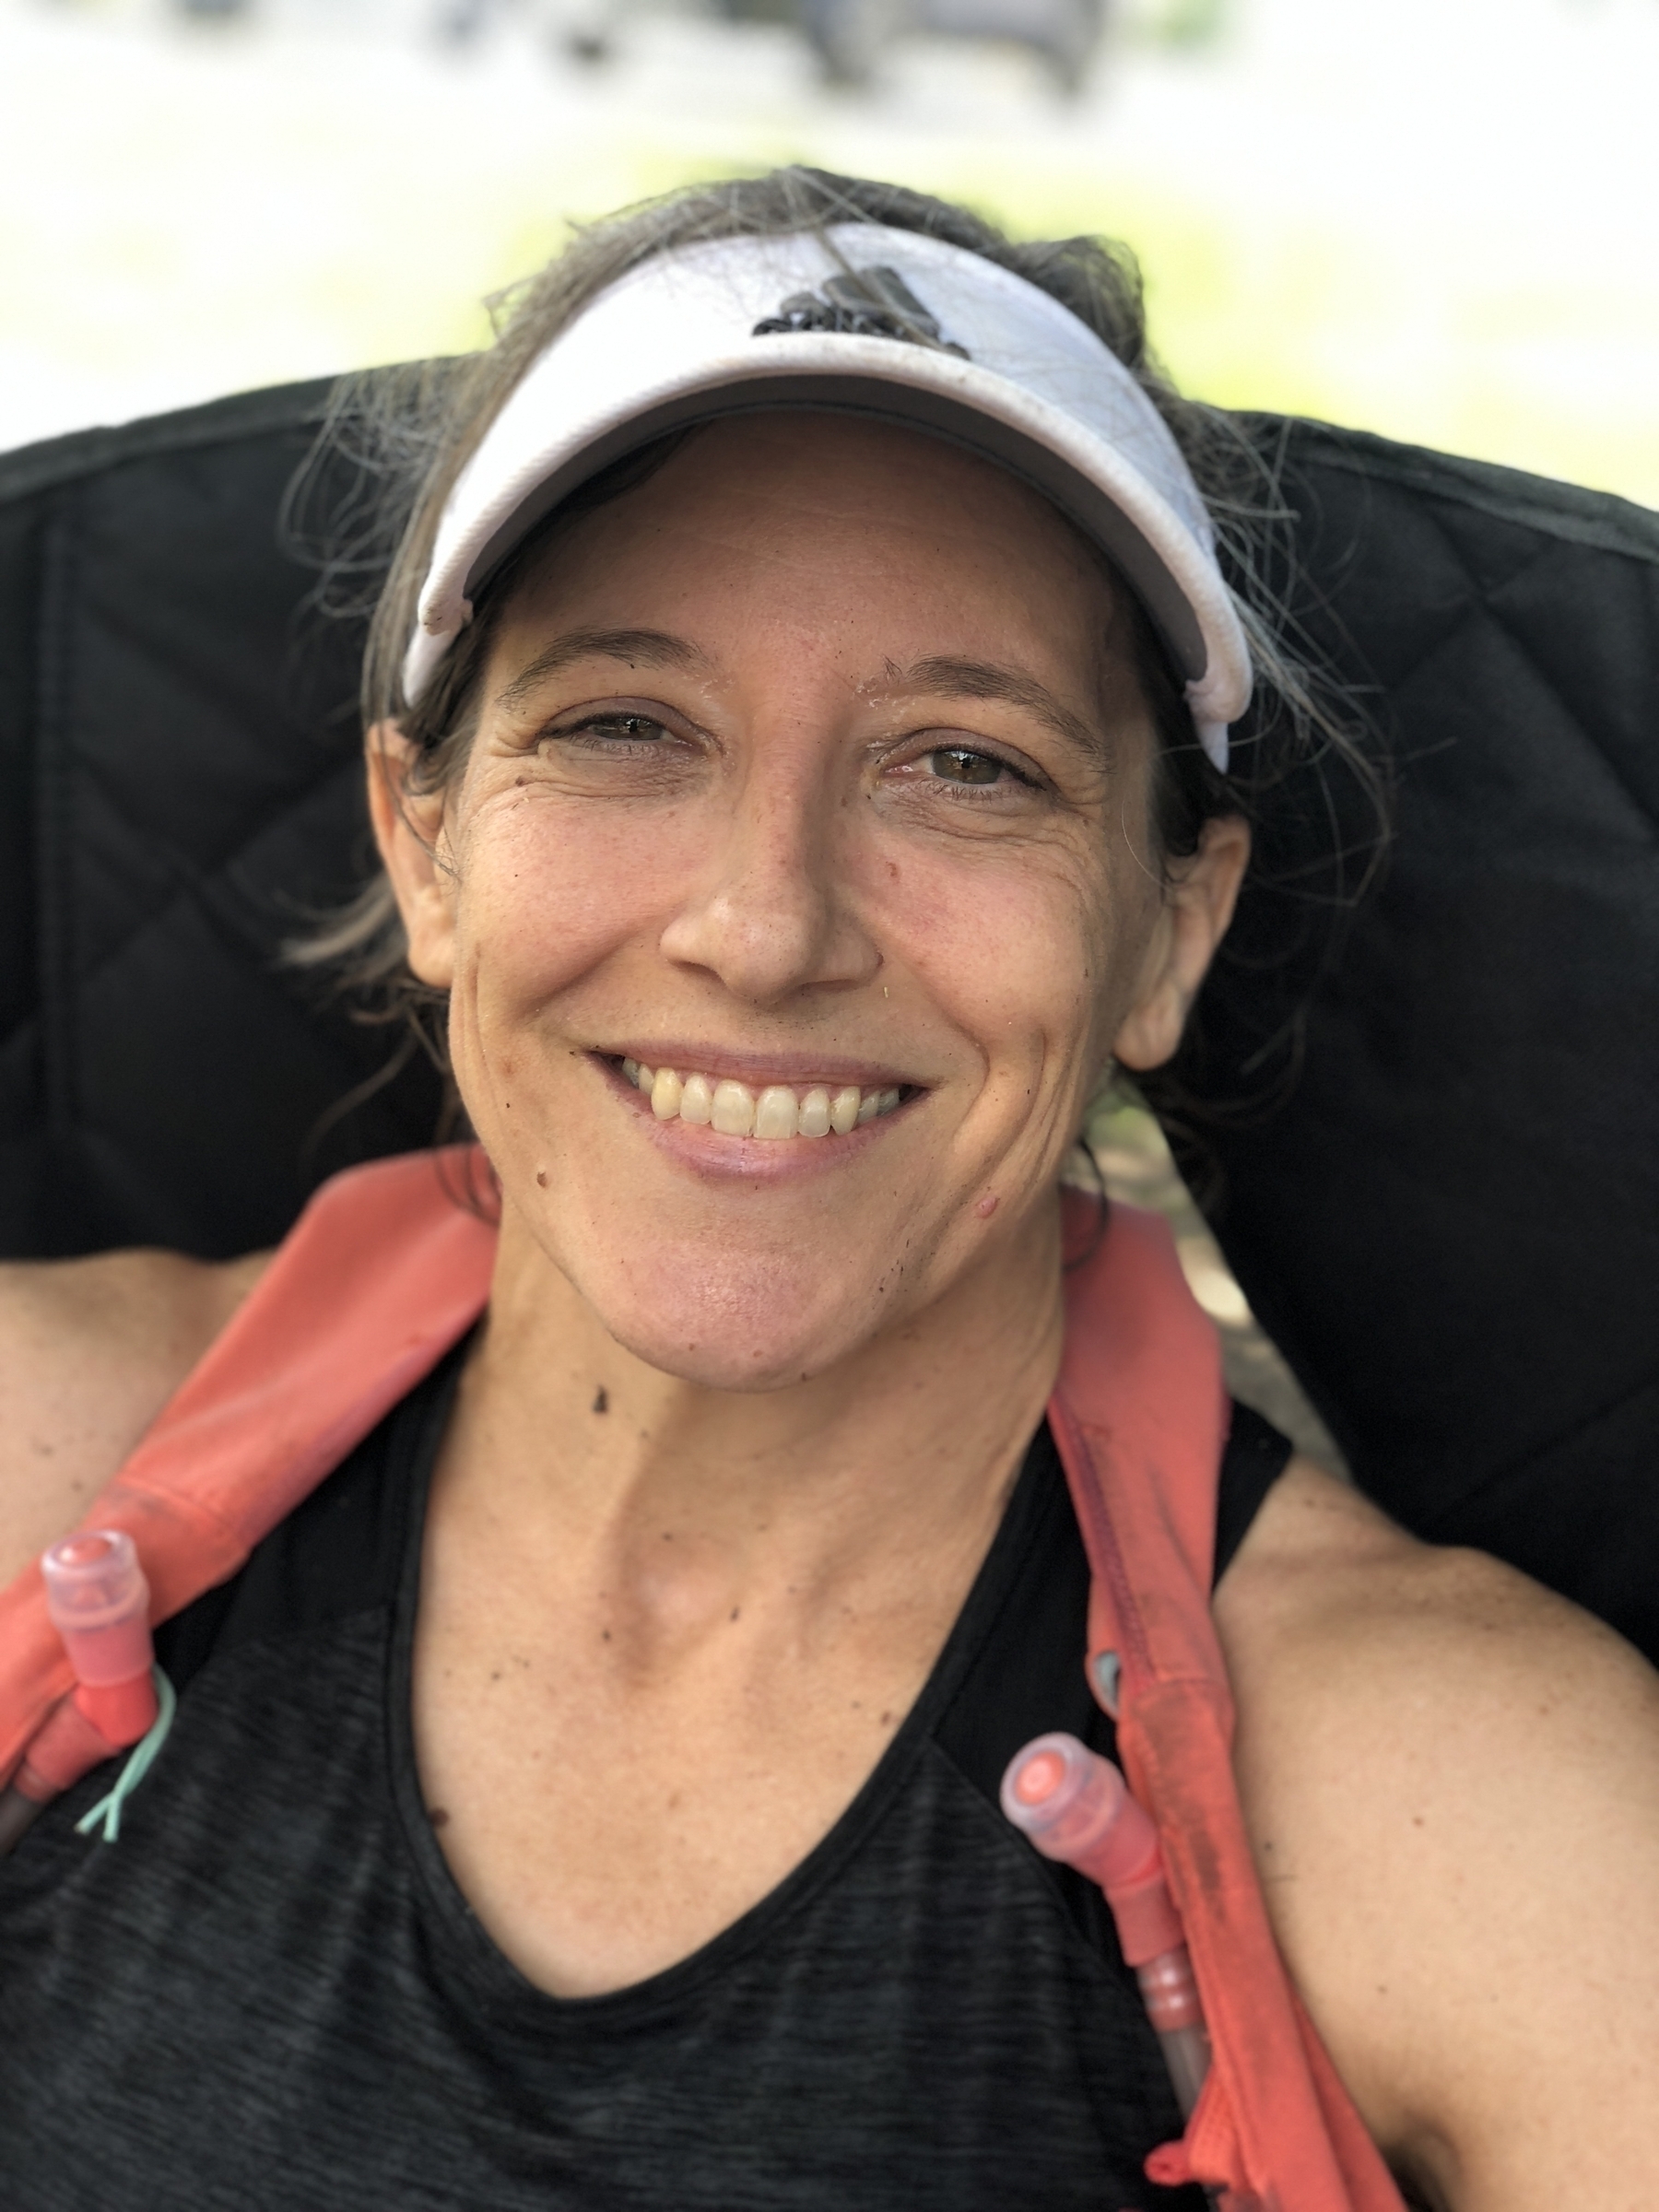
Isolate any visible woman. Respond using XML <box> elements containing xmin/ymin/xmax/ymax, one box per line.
<box><xmin>2</xmin><ymin>170</ymin><xmax>1656</xmax><ymax>2211</ymax></box>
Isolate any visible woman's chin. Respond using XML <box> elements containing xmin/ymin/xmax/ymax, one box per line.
<box><xmin>594</xmin><ymin>1277</ymin><xmax>874</xmax><ymax>1394</ymax></box>
<box><xmin>542</xmin><ymin>1235</ymin><xmax>894</xmax><ymax>1395</ymax></box>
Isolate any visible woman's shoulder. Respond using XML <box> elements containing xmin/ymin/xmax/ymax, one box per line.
<box><xmin>1211</xmin><ymin>1453</ymin><xmax>1655</xmax><ymax>1762</ymax></box>
<box><xmin>1216</xmin><ymin>1459</ymin><xmax>1659</xmax><ymax>2203</ymax></box>
<box><xmin>0</xmin><ymin>1248</ymin><xmax>272</xmax><ymax>1590</ymax></box>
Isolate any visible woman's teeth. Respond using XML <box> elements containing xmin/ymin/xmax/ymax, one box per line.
<box><xmin>619</xmin><ymin>1060</ymin><xmax>903</xmax><ymax>1140</ymax></box>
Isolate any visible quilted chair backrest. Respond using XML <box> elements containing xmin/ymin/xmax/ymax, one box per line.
<box><xmin>1190</xmin><ymin>422</ymin><xmax>1659</xmax><ymax>1660</ymax></box>
<box><xmin>0</xmin><ymin>382</ymin><xmax>443</xmax><ymax>1262</ymax></box>
<box><xmin>0</xmin><ymin>381</ymin><xmax>1654</xmax><ymax>1659</ymax></box>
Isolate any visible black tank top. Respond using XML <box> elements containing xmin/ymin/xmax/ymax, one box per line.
<box><xmin>0</xmin><ymin>1358</ymin><xmax>1289</xmax><ymax>2212</ymax></box>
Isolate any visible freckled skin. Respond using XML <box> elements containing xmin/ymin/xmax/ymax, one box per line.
<box><xmin>357</xmin><ymin>415</ymin><xmax>1247</xmax><ymax>2015</ymax></box>
<box><xmin>382</xmin><ymin>417</ymin><xmax>1235</xmax><ymax>1398</ymax></box>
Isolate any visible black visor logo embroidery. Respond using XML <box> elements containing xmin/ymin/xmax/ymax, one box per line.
<box><xmin>752</xmin><ymin>266</ymin><xmax>969</xmax><ymax>358</ymax></box>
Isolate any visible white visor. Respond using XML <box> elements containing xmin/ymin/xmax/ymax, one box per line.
<box><xmin>405</xmin><ymin>224</ymin><xmax>1253</xmax><ymax>770</ymax></box>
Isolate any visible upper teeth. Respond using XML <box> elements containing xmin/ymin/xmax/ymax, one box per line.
<box><xmin>619</xmin><ymin>1060</ymin><xmax>903</xmax><ymax>1139</ymax></box>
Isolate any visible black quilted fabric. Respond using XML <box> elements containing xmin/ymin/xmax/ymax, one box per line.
<box><xmin>0</xmin><ymin>383</ymin><xmax>442</xmax><ymax>1259</ymax></box>
<box><xmin>0</xmin><ymin>383</ymin><xmax>1653</xmax><ymax>1658</ymax></box>
<box><xmin>1183</xmin><ymin>424</ymin><xmax>1659</xmax><ymax>1655</ymax></box>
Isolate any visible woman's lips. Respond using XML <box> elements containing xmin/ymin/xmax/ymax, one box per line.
<box><xmin>594</xmin><ymin>1053</ymin><xmax>921</xmax><ymax>1177</ymax></box>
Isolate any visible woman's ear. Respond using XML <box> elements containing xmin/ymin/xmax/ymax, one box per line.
<box><xmin>365</xmin><ymin>722</ymin><xmax>457</xmax><ymax>991</ymax></box>
<box><xmin>1112</xmin><ymin>814</ymin><xmax>1252</xmax><ymax>1072</ymax></box>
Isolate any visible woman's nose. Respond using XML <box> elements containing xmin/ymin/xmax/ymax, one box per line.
<box><xmin>656</xmin><ymin>766</ymin><xmax>879</xmax><ymax>1008</ymax></box>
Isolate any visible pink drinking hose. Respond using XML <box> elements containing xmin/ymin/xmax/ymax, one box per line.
<box><xmin>0</xmin><ymin>1531</ymin><xmax>164</xmax><ymax>1858</ymax></box>
<box><xmin>1001</xmin><ymin>1732</ymin><xmax>1212</xmax><ymax>2118</ymax></box>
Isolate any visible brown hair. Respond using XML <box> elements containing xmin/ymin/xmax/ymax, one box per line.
<box><xmin>289</xmin><ymin>165</ymin><xmax>1381</xmax><ymax>1103</ymax></box>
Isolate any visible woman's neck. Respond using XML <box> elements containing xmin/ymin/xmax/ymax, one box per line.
<box><xmin>413</xmin><ymin>1192</ymin><xmax>1068</xmax><ymax>1995</ymax></box>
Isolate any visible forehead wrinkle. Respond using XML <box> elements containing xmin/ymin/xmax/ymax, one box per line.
<box><xmin>493</xmin><ymin>627</ymin><xmax>712</xmax><ymax>712</ymax></box>
<box><xmin>887</xmin><ymin>654</ymin><xmax>1113</xmax><ymax>768</ymax></box>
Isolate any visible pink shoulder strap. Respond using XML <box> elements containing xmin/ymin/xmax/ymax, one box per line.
<box><xmin>1049</xmin><ymin>1194</ymin><xmax>1404</xmax><ymax>2212</ymax></box>
<box><xmin>0</xmin><ymin>1148</ymin><xmax>495</xmax><ymax>1785</ymax></box>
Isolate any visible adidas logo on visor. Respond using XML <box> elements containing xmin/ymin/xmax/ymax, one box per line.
<box><xmin>752</xmin><ymin>266</ymin><xmax>970</xmax><ymax>358</ymax></box>
<box><xmin>405</xmin><ymin>225</ymin><xmax>1253</xmax><ymax>768</ymax></box>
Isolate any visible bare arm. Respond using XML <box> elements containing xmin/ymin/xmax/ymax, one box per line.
<box><xmin>1215</xmin><ymin>1461</ymin><xmax>1659</xmax><ymax>2210</ymax></box>
<box><xmin>0</xmin><ymin>1249</ymin><xmax>271</xmax><ymax>1590</ymax></box>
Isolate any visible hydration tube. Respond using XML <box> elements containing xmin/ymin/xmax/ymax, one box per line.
<box><xmin>0</xmin><ymin>1530</ymin><xmax>160</xmax><ymax>1859</ymax></box>
<box><xmin>1001</xmin><ymin>1732</ymin><xmax>1212</xmax><ymax>2116</ymax></box>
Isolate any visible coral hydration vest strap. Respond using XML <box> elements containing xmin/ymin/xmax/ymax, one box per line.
<box><xmin>0</xmin><ymin>1150</ymin><xmax>496</xmax><ymax>1791</ymax></box>
<box><xmin>0</xmin><ymin>1152</ymin><xmax>1401</xmax><ymax>2210</ymax></box>
<box><xmin>1052</xmin><ymin>1201</ymin><xmax>1404</xmax><ymax>2212</ymax></box>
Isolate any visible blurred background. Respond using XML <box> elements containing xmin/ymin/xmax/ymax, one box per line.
<box><xmin>4</xmin><ymin>0</ymin><xmax>1657</xmax><ymax>506</ymax></box>
<box><xmin>4</xmin><ymin>0</ymin><xmax>1653</xmax><ymax>1464</ymax></box>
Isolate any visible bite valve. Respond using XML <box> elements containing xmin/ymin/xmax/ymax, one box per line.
<box><xmin>41</xmin><ymin>1529</ymin><xmax>158</xmax><ymax>1729</ymax></box>
<box><xmin>1002</xmin><ymin>1732</ymin><xmax>1211</xmax><ymax>2117</ymax></box>
<box><xmin>8</xmin><ymin>1532</ymin><xmax>159</xmax><ymax>1812</ymax></box>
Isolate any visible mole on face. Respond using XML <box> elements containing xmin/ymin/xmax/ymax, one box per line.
<box><xmin>592</xmin><ymin>1387</ymin><xmax>609</xmax><ymax>1415</ymax></box>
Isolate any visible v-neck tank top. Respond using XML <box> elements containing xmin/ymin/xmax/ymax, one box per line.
<box><xmin>0</xmin><ymin>1354</ymin><xmax>1289</xmax><ymax>2212</ymax></box>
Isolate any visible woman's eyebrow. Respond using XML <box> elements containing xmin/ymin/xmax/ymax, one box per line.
<box><xmin>494</xmin><ymin>628</ymin><xmax>712</xmax><ymax>710</ymax></box>
<box><xmin>889</xmin><ymin>655</ymin><xmax>1109</xmax><ymax>763</ymax></box>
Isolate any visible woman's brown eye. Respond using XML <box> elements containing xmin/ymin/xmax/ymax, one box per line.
<box><xmin>931</xmin><ymin>747</ymin><xmax>1004</xmax><ymax>785</ymax></box>
<box><xmin>570</xmin><ymin>712</ymin><xmax>667</xmax><ymax>742</ymax></box>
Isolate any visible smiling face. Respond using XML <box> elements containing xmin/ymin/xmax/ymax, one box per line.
<box><xmin>375</xmin><ymin>414</ymin><xmax>1247</xmax><ymax>1392</ymax></box>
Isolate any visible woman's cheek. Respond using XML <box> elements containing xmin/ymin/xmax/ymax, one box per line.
<box><xmin>889</xmin><ymin>843</ymin><xmax>1108</xmax><ymax>1065</ymax></box>
<box><xmin>456</xmin><ymin>794</ymin><xmax>665</xmax><ymax>1005</ymax></box>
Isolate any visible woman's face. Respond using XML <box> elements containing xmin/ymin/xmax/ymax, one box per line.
<box><xmin>378</xmin><ymin>415</ymin><xmax>1245</xmax><ymax>1390</ymax></box>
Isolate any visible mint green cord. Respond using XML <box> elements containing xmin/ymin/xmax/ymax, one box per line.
<box><xmin>75</xmin><ymin>1668</ymin><xmax>177</xmax><ymax>1844</ymax></box>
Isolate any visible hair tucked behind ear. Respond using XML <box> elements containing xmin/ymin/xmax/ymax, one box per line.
<box><xmin>286</xmin><ymin>165</ymin><xmax>1386</xmax><ymax>1124</ymax></box>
